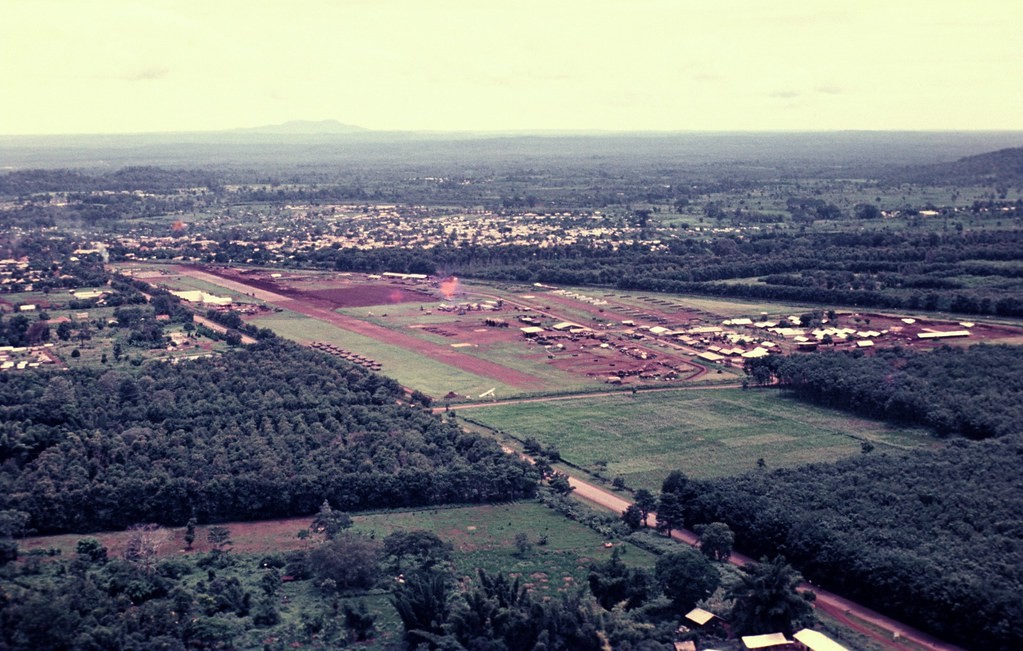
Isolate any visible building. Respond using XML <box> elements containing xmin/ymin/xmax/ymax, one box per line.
<box><xmin>792</xmin><ymin>629</ymin><xmax>849</xmax><ymax>651</ymax></box>
<box><xmin>741</xmin><ymin>632</ymin><xmax>796</xmax><ymax>650</ymax></box>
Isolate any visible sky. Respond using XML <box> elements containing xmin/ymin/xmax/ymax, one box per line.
<box><xmin>2</xmin><ymin>0</ymin><xmax>1021</xmax><ymax>135</ymax></box>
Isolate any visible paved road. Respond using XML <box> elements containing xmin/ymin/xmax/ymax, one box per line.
<box><xmin>566</xmin><ymin>476</ymin><xmax>967</xmax><ymax>651</ymax></box>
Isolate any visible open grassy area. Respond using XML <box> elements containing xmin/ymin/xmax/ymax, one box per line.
<box><xmin>466</xmin><ymin>388</ymin><xmax>936</xmax><ymax>491</ymax></box>
<box><xmin>353</xmin><ymin>500</ymin><xmax>657</xmax><ymax>580</ymax></box>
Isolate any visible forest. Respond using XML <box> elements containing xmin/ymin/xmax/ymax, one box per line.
<box><xmin>0</xmin><ymin>341</ymin><xmax>538</xmax><ymax>533</ymax></box>
<box><xmin>747</xmin><ymin>344</ymin><xmax>1023</xmax><ymax>438</ymax></box>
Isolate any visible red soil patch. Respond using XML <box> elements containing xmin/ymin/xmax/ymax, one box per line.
<box><xmin>304</xmin><ymin>285</ymin><xmax>435</xmax><ymax>308</ymax></box>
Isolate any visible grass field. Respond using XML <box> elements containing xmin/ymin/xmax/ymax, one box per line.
<box><xmin>465</xmin><ymin>388</ymin><xmax>936</xmax><ymax>491</ymax></box>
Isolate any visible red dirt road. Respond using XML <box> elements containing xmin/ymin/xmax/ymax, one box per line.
<box><xmin>568</xmin><ymin>477</ymin><xmax>967</xmax><ymax>651</ymax></box>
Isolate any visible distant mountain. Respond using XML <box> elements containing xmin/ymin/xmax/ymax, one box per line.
<box><xmin>233</xmin><ymin>119</ymin><xmax>369</xmax><ymax>134</ymax></box>
<box><xmin>898</xmin><ymin>146</ymin><xmax>1023</xmax><ymax>186</ymax></box>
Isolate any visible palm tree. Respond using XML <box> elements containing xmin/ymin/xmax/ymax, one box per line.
<box><xmin>726</xmin><ymin>555</ymin><xmax>815</xmax><ymax>636</ymax></box>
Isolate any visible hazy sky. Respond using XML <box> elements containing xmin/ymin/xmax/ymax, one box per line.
<box><xmin>2</xmin><ymin>0</ymin><xmax>1021</xmax><ymax>135</ymax></box>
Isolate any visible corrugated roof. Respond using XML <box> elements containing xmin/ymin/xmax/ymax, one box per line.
<box><xmin>684</xmin><ymin>607</ymin><xmax>717</xmax><ymax>626</ymax></box>
<box><xmin>741</xmin><ymin>632</ymin><xmax>791</xmax><ymax>649</ymax></box>
<box><xmin>793</xmin><ymin>629</ymin><xmax>849</xmax><ymax>651</ymax></box>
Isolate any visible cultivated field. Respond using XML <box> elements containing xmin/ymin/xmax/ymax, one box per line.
<box><xmin>464</xmin><ymin>388</ymin><xmax>937</xmax><ymax>491</ymax></box>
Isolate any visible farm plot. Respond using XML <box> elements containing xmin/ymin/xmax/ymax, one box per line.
<box><xmin>468</xmin><ymin>389</ymin><xmax>936</xmax><ymax>491</ymax></box>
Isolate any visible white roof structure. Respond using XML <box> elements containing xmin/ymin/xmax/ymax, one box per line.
<box><xmin>742</xmin><ymin>347</ymin><xmax>771</xmax><ymax>358</ymax></box>
<box><xmin>856</xmin><ymin>340</ymin><xmax>874</xmax><ymax>348</ymax></box>
<box><xmin>741</xmin><ymin>632</ymin><xmax>792</xmax><ymax>649</ymax></box>
<box><xmin>917</xmin><ymin>330</ymin><xmax>970</xmax><ymax>339</ymax></box>
<box><xmin>171</xmin><ymin>290</ymin><xmax>233</xmax><ymax>306</ymax></box>
<box><xmin>552</xmin><ymin>321</ymin><xmax>584</xmax><ymax>331</ymax></box>
<box><xmin>684</xmin><ymin>607</ymin><xmax>718</xmax><ymax>626</ymax></box>
<box><xmin>698</xmin><ymin>352</ymin><xmax>725</xmax><ymax>362</ymax></box>
<box><xmin>71</xmin><ymin>290</ymin><xmax>107</xmax><ymax>300</ymax></box>
<box><xmin>519</xmin><ymin>326</ymin><xmax>545</xmax><ymax>335</ymax></box>
<box><xmin>771</xmin><ymin>327</ymin><xmax>805</xmax><ymax>338</ymax></box>
<box><xmin>689</xmin><ymin>326</ymin><xmax>723</xmax><ymax>335</ymax></box>
<box><xmin>793</xmin><ymin>629</ymin><xmax>849</xmax><ymax>651</ymax></box>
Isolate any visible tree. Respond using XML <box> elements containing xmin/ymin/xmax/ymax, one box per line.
<box><xmin>588</xmin><ymin>548</ymin><xmax>652</xmax><ymax>611</ymax></box>
<box><xmin>383</xmin><ymin>530</ymin><xmax>452</xmax><ymax>573</ymax></box>
<box><xmin>622</xmin><ymin>504</ymin><xmax>643</xmax><ymax>531</ymax></box>
<box><xmin>656</xmin><ymin>492</ymin><xmax>685</xmax><ymax>537</ymax></box>
<box><xmin>343</xmin><ymin>600</ymin><xmax>377</xmax><ymax>642</ymax></box>
<box><xmin>549</xmin><ymin>472</ymin><xmax>574</xmax><ymax>495</ymax></box>
<box><xmin>655</xmin><ymin>550</ymin><xmax>720</xmax><ymax>611</ymax></box>
<box><xmin>123</xmin><ymin>523</ymin><xmax>168</xmax><ymax>573</ymax></box>
<box><xmin>207</xmin><ymin>526</ymin><xmax>232</xmax><ymax>553</ymax></box>
<box><xmin>661</xmin><ymin>470</ymin><xmax>691</xmax><ymax>498</ymax></box>
<box><xmin>391</xmin><ymin>567</ymin><xmax>452</xmax><ymax>645</ymax></box>
<box><xmin>76</xmin><ymin>537</ymin><xmax>108</xmax><ymax>564</ymax></box>
<box><xmin>308</xmin><ymin>534</ymin><xmax>382</xmax><ymax>592</ymax></box>
<box><xmin>311</xmin><ymin>499</ymin><xmax>352</xmax><ymax>540</ymax></box>
<box><xmin>699</xmin><ymin>522</ymin><xmax>735</xmax><ymax>561</ymax></box>
<box><xmin>634</xmin><ymin>489</ymin><xmax>656</xmax><ymax>527</ymax></box>
<box><xmin>513</xmin><ymin>532</ymin><xmax>532</xmax><ymax>557</ymax></box>
<box><xmin>0</xmin><ymin>510</ymin><xmax>30</xmax><ymax>539</ymax></box>
<box><xmin>855</xmin><ymin>203</ymin><xmax>883</xmax><ymax>220</ymax></box>
<box><xmin>184</xmin><ymin>517</ymin><xmax>197</xmax><ymax>550</ymax></box>
<box><xmin>727</xmin><ymin>556</ymin><xmax>815</xmax><ymax>637</ymax></box>
<box><xmin>0</xmin><ymin>539</ymin><xmax>16</xmax><ymax>565</ymax></box>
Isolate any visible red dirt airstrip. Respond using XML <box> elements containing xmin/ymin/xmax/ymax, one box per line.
<box><xmin>177</xmin><ymin>266</ymin><xmax>541</xmax><ymax>388</ymax></box>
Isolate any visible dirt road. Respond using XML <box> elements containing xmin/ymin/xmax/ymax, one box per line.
<box><xmin>566</xmin><ymin>476</ymin><xmax>967</xmax><ymax>651</ymax></box>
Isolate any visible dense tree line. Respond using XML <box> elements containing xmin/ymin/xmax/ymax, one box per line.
<box><xmin>0</xmin><ymin>342</ymin><xmax>537</xmax><ymax>533</ymax></box>
<box><xmin>748</xmin><ymin>345</ymin><xmax>1023</xmax><ymax>439</ymax></box>
<box><xmin>680</xmin><ymin>437</ymin><xmax>1023</xmax><ymax>650</ymax></box>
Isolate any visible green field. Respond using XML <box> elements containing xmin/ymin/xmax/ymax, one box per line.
<box><xmin>465</xmin><ymin>388</ymin><xmax>936</xmax><ymax>491</ymax></box>
<box><xmin>353</xmin><ymin>501</ymin><xmax>657</xmax><ymax>577</ymax></box>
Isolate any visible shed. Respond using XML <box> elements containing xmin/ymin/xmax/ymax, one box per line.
<box><xmin>684</xmin><ymin>607</ymin><xmax>718</xmax><ymax>627</ymax></box>
<box><xmin>741</xmin><ymin>632</ymin><xmax>795</xmax><ymax>649</ymax></box>
<box><xmin>792</xmin><ymin>628</ymin><xmax>849</xmax><ymax>651</ymax></box>
<box><xmin>917</xmin><ymin>330</ymin><xmax>970</xmax><ymax>339</ymax></box>
<box><xmin>698</xmin><ymin>352</ymin><xmax>726</xmax><ymax>362</ymax></box>
<box><xmin>520</xmin><ymin>326</ymin><xmax>545</xmax><ymax>337</ymax></box>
